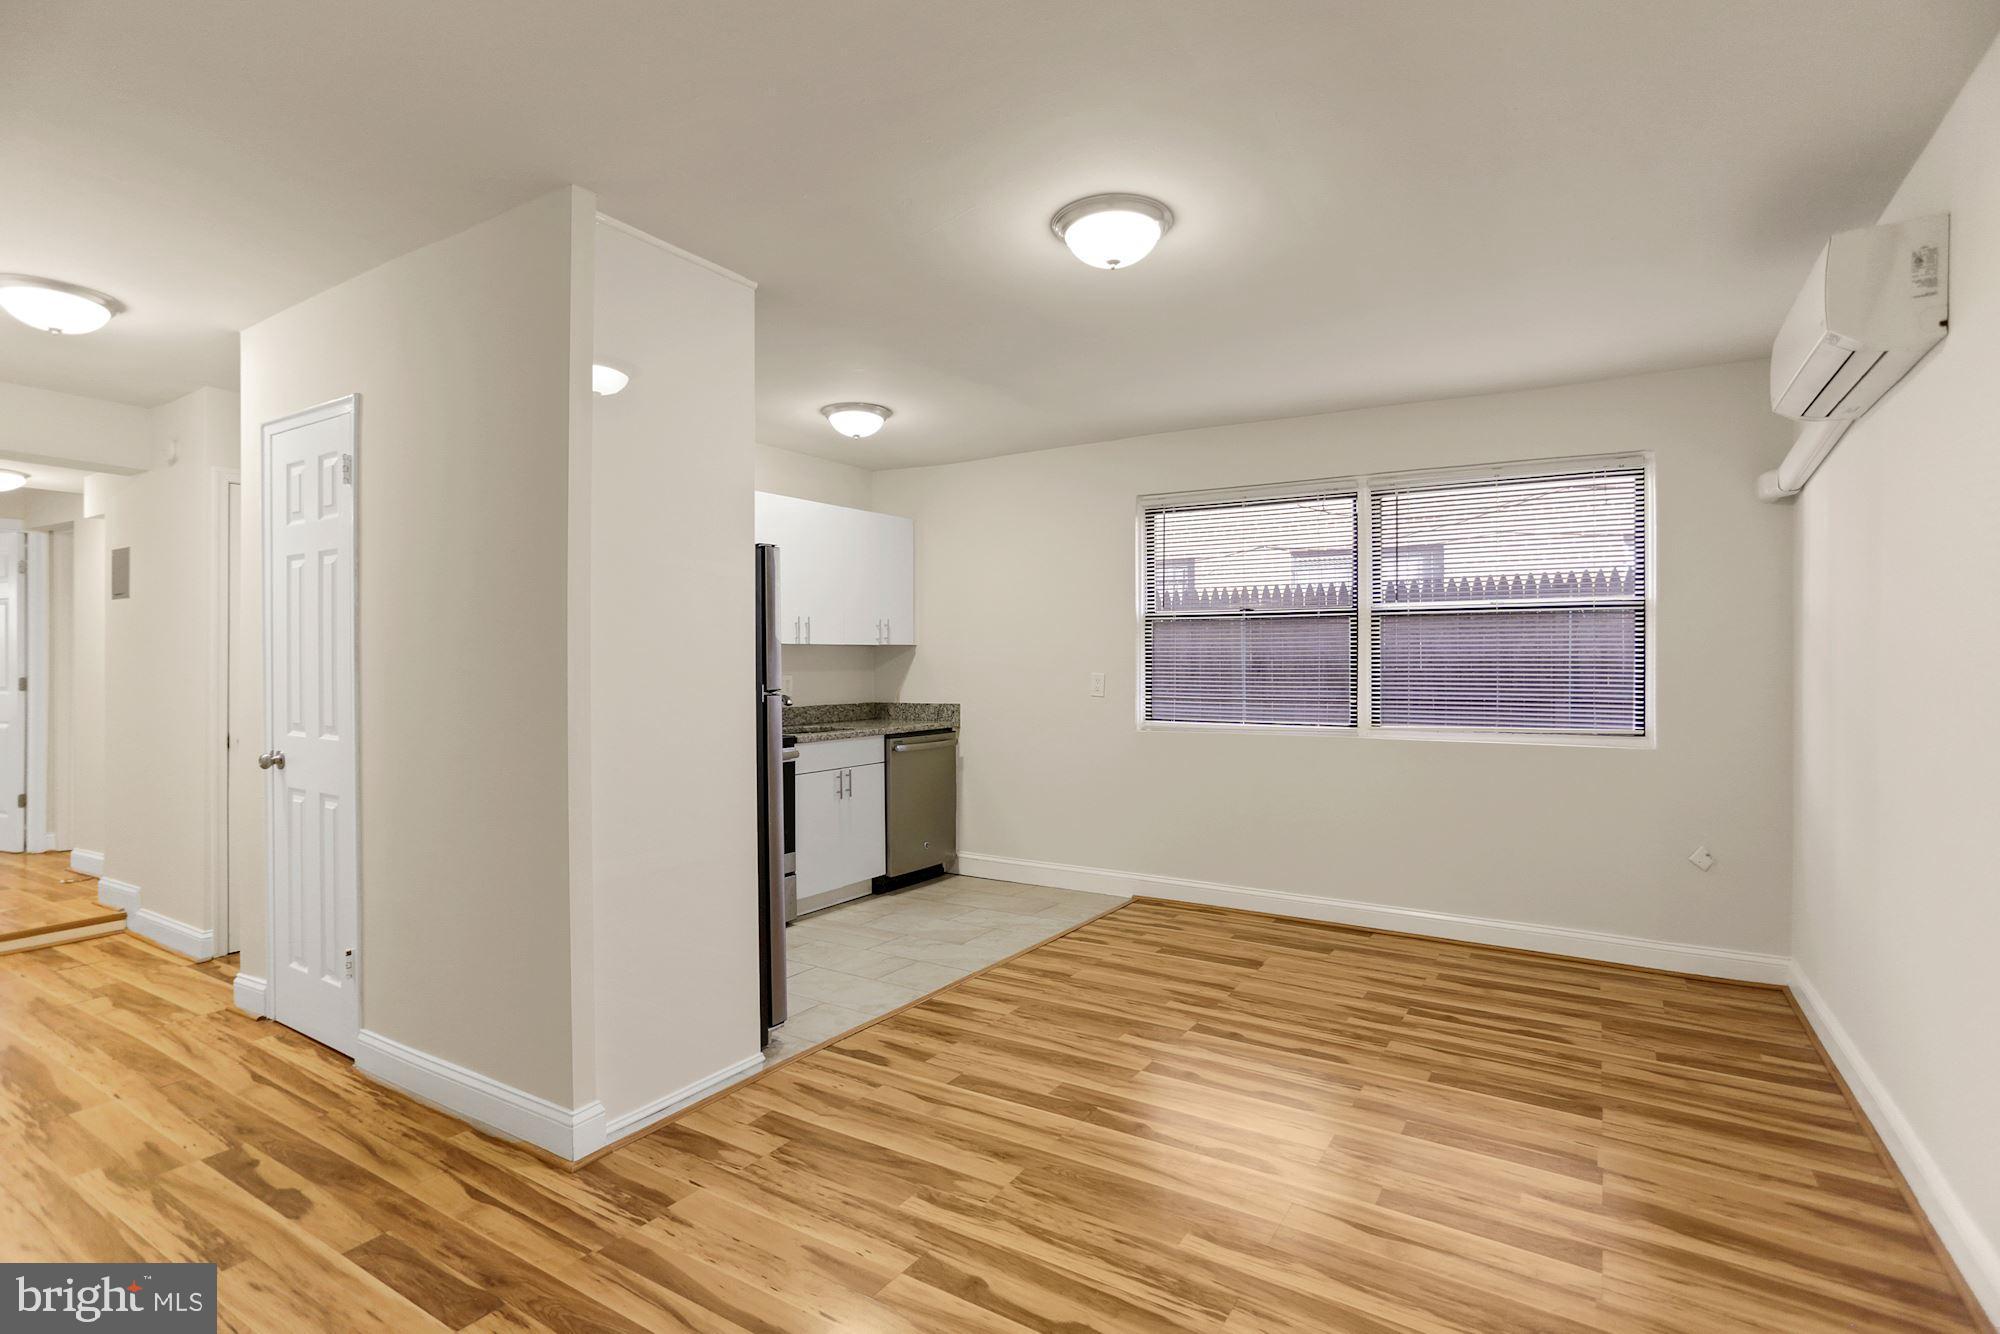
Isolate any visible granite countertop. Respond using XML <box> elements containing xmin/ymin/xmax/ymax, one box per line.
<box><xmin>783</xmin><ymin>702</ymin><xmax>958</xmax><ymax>745</ymax></box>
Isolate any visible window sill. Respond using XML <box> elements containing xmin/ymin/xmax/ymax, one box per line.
<box><xmin>1137</xmin><ymin>720</ymin><xmax>1656</xmax><ymax>750</ymax></box>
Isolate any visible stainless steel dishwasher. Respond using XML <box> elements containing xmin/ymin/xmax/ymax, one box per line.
<box><xmin>883</xmin><ymin>729</ymin><xmax>958</xmax><ymax>879</ymax></box>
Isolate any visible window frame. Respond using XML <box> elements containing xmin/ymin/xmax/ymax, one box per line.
<box><xmin>1134</xmin><ymin>452</ymin><xmax>1657</xmax><ymax>749</ymax></box>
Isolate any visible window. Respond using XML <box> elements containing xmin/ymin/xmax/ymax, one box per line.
<box><xmin>1371</xmin><ymin>465</ymin><xmax>1648</xmax><ymax>735</ymax></box>
<box><xmin>1142</xmin><ymin>489</ymin><xmax>1358</xmax><ymax>726</ymax></box>
<box><xmin>1139</xmin><ymin>458</ymin><xmax>1651</xmax><ymax>740</ymax></box>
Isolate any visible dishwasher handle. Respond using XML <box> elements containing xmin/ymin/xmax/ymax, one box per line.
<box><xmin>891</xmin><ymin>737</ymin><xmax>958</xmax><ymax>754</ymax></box>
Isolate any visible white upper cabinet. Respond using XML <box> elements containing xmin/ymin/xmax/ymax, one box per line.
<box><xmin>755</xmin><ymin>492</ymin><xmax>915</xmax><ymax>645</ymax></box>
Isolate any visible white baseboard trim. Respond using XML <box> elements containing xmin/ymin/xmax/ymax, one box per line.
<box><xmin>92</xmin><ymin>875</ymin><xmax>217</xmax><ymax>961</ymax></box>
<box><xmin>232</xmin><ymin>972</ymin><xmax>270</xmax><ymax>1018</ymax></box>
<box><xmin>1789</xmin><ymin>966</ymin><xmax>1997</xmax><ymax>1322</ymax></box>
<box><xmin>97</xmin><ymin>876</ymin><xmax>139</xmax><ymax>911</ymax></box>
<box><xmin>70</xmin><ymin>848</ymin><xmax>104</xmax><ymax>877</ymax></box>
<box><xmin>584</xmin><ymin>1053</ymin><xmax>768</xmax><ymax>1157</ymax></box>
<box><xmin>355</xmin><ymin>1029</ymin><xmax>604</xmax><ymax>1160</ymax></box>
<box><xmin>957</xmin><ymin>852</ymin><xmax>1791</xmax><ymax>985</ymax></box>
<box><xmin>129</xmin><ymin>907</ymin><xmax>217</xmax><ymax>961</ymax></box>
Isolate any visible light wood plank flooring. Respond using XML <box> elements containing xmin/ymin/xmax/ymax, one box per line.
<box><xmin>0</xmin><ymin>850</ymin><xmax>119</xmax><ymax>952</ymax></box>
<box><xmin>0</xmin><ymin>900</ymin><xmax>1983</xmax><ymax>1331</ymax></box>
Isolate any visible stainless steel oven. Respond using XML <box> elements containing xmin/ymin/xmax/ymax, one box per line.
<box><xmin>781</xmin><ymin>744</ymin><xmax>797</xmax><ymax>922</ymax></box>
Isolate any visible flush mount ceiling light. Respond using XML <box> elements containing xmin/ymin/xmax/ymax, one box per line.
<box><xmin>821</xmin><ymin>402</ymin><xmax>893</xmax><ymax>439</ymax></box>
<box><xmin>1049</xmin><ymin>193</ymin><xmax>1175</xmax><ymax>269</ymax></box>
<box><xmin>0</xmin><ymin>470</ymin><xmax>29</xmax><ymax>492</ymax></box>
<box><xmin>0</xmin><ymin>275</ymin><xmax>122</xmax><ymax>334</ymax></box>
<box><xmin>591</xmin><ymin>363</ymin><xmax>630</xmax><ymax>396</ymax></box>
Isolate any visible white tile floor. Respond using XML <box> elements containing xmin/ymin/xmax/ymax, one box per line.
<box><xmin>763</xmin><ymin>875</ymin><xmax>1126</xmax><ymax>1063</ymax></box>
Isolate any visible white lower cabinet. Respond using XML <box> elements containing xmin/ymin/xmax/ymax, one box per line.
<box><xmin>794</xmin><ymin>738</ymin><xmax>886</xmax><ymax>914</ymax></box>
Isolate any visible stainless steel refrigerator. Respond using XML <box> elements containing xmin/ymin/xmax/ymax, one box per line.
<box><xmin>755</xmin><ymin>544</ymin><xmax>792</xmax><ymax>1045</ymax></box>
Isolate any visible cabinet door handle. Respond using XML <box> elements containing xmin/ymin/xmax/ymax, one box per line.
<box><xmin>793</xmin><ymin>615</ymin><xmax>800</xmax><ymax>642</ymax></box>
<box><xmin>805</xmin><ymin>615</ymin><xmax>811</xmax><ymax>643</ymax></box>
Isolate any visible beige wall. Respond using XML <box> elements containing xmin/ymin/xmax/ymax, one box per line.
<box><xmin>45</xmin><ymin>526</ymin><xmax>74</xmax><ymax>850</ymax></box>
<box><xmin>68</xmin><ymin>516</ymin><xmax>106</xmax><ymax>859</ymax></box>
<box><xmin>103</xmin><ymin>387</ymin><xmax>237</xmax><ymax>931</ymax></box>
<box><xmin>871</xmin><ymin>360</ymin><xmax>1796</xmax><ymax>956</ymax></box>
<box><xmin>588</xmin><ymin>221</ymin><xmax>759</xmax><ymax>1124</ymax></box>
<box><xmin>237</xmin><ymin>189</ymin><xmax>586</xmax><ymax>1105</ymax></box>
<box><xmin>754</xmin><ymin>443</ymin><xmax>871</xmax><ymax>509</ymax></box>
<box><xmin>0</xmin><ymin>379</ymin><xmax>151</xmax><ymax>473</ymax></box>
<box><xmin>1793</xmin><ymin>32</ymin><xmax>2000</xmax><ymax>1313</ymax></box>
<box><xmin>751</xmin><ymin>445</ymin><xmax>903</xmax><ymax>704</ymax></box>
<box><xmin>0</xmin><ymin>489</ymin><xmax>85</xmax><ymax>528</ymax></box>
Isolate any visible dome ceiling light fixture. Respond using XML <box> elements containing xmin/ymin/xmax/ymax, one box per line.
<box><xmin>0</xmin><ymin>470</ymin><xmax>30</xmax><ymax>493</ymax></box>
<box><xmin>0</xmin><ymin>275</ymin><xmax>122</xmax><ymax>335</ymax></box>
<box><xmin>821</xmin><ymin>402</ymin><xmax>893</xmax><ymax>439</ymax></box>
<box><xmin>1049</xmin><ymin>193</ymin><xmax>1175</xmax><ymax>270</ymax></box>
<box><xmin>591</xmin><ymin>363</ymin><xmax>630</xmax><ymax>396</ymax></box>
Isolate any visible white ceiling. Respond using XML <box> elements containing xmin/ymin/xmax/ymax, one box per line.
<box><xmin>2</xmin><ymin>1</ymin><xmax>1993</xmax><ymax>468</ymax></box>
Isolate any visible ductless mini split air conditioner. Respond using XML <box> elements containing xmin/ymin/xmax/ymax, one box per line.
<box><xmin>1759</xmin><ymin>214</ymin><xmax>1949</xmax><ymax>499</ymax></box>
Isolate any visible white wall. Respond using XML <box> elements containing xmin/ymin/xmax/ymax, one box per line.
<box><xmin>755</xmin><ymin>443</ymin><xmax>870</xmax><ymax>509</ymax></box>
<box><xmin>103</xmin><ymin>387</ymin><xmax>238</xmax><ymax>937</ymax></box>
<box><xmin>1792</xmin><ymin>32</ymin><xmax>2000</xmax><ymax>1316</ymax></box>
<box><xmin>0</xmin><ymin>380</ymin><xmax>150</xmax><ymax>474</ymax></box>
<box><xmin>45</xmin><ymin>525</ymin><xmax>74</xmax><ymax>850</ymax></box>
<box><xmin>751</xmin><ymin>445</ymin><xmax>904</xmax><ymax>704</ymax></box>
<box><xmin>68</xmin><ymin>516</ymin><xmax>105</xmax><ymax>862</ymax></box>
<box><xmin>587</xmin><ymin>220</ymin><xmax>759</xmax><ymax>1128</ymax></box>
<box><xmin>0</xmin><ymin>489</ymin><xmax>85</xmax><ymax>528</ymax></box>
<box><xmin>237</xmin><ymin>189</ymin><xmax>587</xmax><ymax>1106</ymax></box>
<box><xmin>871</xmin><ymin>360</ymin><xmax>1796</xmax><ymax>965</ymax></box>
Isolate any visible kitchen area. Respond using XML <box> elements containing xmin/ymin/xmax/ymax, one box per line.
<box><xmin>754</xmin><ymin>491</ymin><xmax>1121</xmax><ymax>1063</ymax></box>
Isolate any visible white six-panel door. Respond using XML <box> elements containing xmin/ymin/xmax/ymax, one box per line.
<box><xmin>0</xmin><ymin>531</ymin><xmax>23</xmax><ymax>852</ymax></box>
<box><xmin>263</xmin><ymin>398</ymin><xmax>360</xmax><ymax>1056</ymax></box>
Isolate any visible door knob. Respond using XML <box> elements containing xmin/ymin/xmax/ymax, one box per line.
<box><xmin>257</xmin><ymin>750</ymin><xmax>286</xmax><ymax>770</ymax></box>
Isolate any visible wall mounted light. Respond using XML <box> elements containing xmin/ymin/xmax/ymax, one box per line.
<box><xmin>0</xmin><ymin>470</ymin><xmax>29</xmax><ymax>492</ymax></box>
<box><xmin>591</xmin><ymin>363</ymin><xmax>630</xmax><ymax>396</ymax></box>
<box><xmin>821</xmin><ymin>402</ymin><xmax>893</xmax><ymax>439</ymax></box>
<box><xmin>1050</xmin><ymin>194</ymin><xmax>1175</xmax><ymax>269</ymax></box>
<box><xmin>0</xmin><ymin>275</ymin><xmax>121</xmax><ymax>334</ymax></box>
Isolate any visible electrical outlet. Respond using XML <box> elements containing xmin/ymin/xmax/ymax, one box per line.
<box><xmin>1089</xmin><ymin>672</ymin><xmax>1105</xmax><ymax>698</ymax></box>
<box><xmin>781</xmin><ymin>674</ymin><xmax>795</xmax><ymax>695</ymax></box>
<box><xmin>1688</xmin><ymin>845</ymin><xmax>1715</xmax><ymax>872</ymax></box>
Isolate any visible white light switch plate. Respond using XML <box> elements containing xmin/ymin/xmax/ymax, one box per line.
<box><xmin>1089</xmin><ymin>672</ymin><xmax>1106</xmax><ymax>698</ymax></box>
<box><xmin>781</xmin><ymin>674</ymin><xmax>795</xmax><ymax>695</ymax></box>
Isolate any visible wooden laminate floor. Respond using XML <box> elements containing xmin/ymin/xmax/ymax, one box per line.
<box><xmin>0</xmin><ymin>901</ymin><xmax>1982</xmax><ymax>1332</ymax></box>
<box><xmin>0</xmin><ymin>850</ymin><xmax>119</xmax><ymax>950</ymax></box>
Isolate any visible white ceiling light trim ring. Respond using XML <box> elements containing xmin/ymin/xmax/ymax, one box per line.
<box><xmin>0</xmin><ymin>274</ymin><xmax>123</xmax><ymax>334</ymax></box>
<box><xmin>0</xmin><ymin>470</ymin><xmax>29</xmax><ymax>492</ymax></box>
<box><xmin>821</xmin><ymin>402</ymin><xmax>893</xmax><ymax>438</ymax></box>
<box><xmin>1050</xmin><ymin>193</ymin><xmax>1175</xmax><ymax>269</ymax></box>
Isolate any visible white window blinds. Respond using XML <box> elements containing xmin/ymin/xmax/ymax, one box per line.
<box><xmin>1370</xmin><ymin>465</ymin><xmax>1648</xmax><ymax>735</ymax></box>
<box><xmin>1142</xmin><ymin>490</ymin><xmax>1359</xmax><ymax>726</ymax></box>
